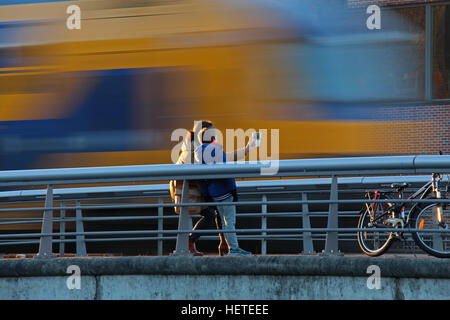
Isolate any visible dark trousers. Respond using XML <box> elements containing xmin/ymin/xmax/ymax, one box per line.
<box><xmin>189</xmin><ymin>190</ymin><xmax>238</xmax><ymax>242</ymax></box>
<box><xmin>189</xmin><ymin>206</ymin><xmax>217</xmax><ymax>242</ymax></box>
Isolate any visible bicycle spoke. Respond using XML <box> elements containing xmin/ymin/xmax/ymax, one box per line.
<box><xmin>358</xmin><ymin>199</ymin><xmax>393</xmax><ymax>256</ymax></box>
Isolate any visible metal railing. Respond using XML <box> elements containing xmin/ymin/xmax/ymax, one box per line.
<box><xmin>0</xmin><ymin>155</ymin><xmax>448</xmax><ymax>257</ymax></box>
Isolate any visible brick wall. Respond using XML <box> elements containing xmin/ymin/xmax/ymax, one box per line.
<box><xmin>372</xmin><ymin>104</ymin><xmax>450</xmax><ymax>155</ymax></box>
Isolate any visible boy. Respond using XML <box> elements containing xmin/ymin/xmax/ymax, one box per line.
<box><xmin>195</xmin><ymin>127</ymin><xmax>252</xmax><ymax>256</ymax></box>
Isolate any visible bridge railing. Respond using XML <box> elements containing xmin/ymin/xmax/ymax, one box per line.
<box><xmin>0</xmin><ymin>155</ymin><xmax>448</xmax><ymax>257</ymax></box>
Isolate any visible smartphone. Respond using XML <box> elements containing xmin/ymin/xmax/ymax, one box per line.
<box><xmin>253</xmin><ymin>132</ymin><xmax>261</xmax><ymax>147</ymax></box>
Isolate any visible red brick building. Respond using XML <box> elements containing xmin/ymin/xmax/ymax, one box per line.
<box><xmin>348</xmin><ymin>0</ymin><xmax>450</xmax><ymax>155</ymax></box>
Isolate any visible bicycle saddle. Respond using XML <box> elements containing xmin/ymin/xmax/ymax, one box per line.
<box><xmin>391</xmin><ymin>182</ymin><xmax>409</xmax><ymax>190</ymax></box>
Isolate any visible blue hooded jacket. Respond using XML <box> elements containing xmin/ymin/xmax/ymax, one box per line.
<box><xmin>195</xmin><ymin>142</ymin><xmax>236</xmax><ymax>200</ymax></box>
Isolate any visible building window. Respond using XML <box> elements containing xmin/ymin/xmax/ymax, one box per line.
<box><xmin>433</xmin><ymin>5</ymin><xmax>450</xmax><ymax>99</ymax></box>
<box><xmin>384</xmin><ymin>6</ymin><xmax>426</xmax><ymax>100</ymax></box>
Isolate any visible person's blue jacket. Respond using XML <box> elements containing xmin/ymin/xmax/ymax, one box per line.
<box><xmin>195</xmin><ymin>142</ymin><xmax>236</xmax><ymax>201</ymax></box>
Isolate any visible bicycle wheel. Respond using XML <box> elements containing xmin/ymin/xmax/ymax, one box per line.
<box><xmin>411</xmin><ymin>203</ymin><xmax>450</xmax><ymax>258</ymax></box>
<box><xmin>357</xmin><ymin>197</ymin><xmax>395</xmax><ymax>257</ymax></box>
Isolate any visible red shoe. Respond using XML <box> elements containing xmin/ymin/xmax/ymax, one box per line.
<box><xmin>189</xmin><ymin>239</ymin><xmax>204</xmax><ymax>256</ymax></box>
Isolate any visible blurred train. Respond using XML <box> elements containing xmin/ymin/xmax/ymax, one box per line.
<box><xmin>0</xmin><ymin>0</ymin><xmax>424</xmax><ymax>171</ymax></box>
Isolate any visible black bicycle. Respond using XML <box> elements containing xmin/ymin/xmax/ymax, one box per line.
<box><xmin>357</xmin><ymin>172</ymin><xmax>449</xmax><ymax>258</ymax></box>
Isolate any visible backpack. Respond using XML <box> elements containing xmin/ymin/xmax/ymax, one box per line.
<box><xmin>169</xmin><ymin>131</ymin><xmax>207</xmax><ymax>215</ymax></box>
<box><xmin>169</xmin><ymin>179</ymin><xmax>206</xmax><ymax>215</ymax></box>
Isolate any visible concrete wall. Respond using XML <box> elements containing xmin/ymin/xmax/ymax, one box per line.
<box><xmin>0</xmin><ymin>256</ymin><xmax>449</xmax><ymax>300</ymax></box>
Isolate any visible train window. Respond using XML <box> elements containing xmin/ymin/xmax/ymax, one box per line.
<box><xmin>260</xmin><ymin>5</ymin><xmax>426</xmax><ymax>103</ymax></box>
<box><xmin>0</xmin><ymin>72</ymin><xmax>63</xmax><ymax>94</ymax></box>
<box><xmin>0</xmin><ymin>44</ymin><xmax>54</xmax><ymax>69</ymax></box>
<box><xmin>83</xmin><ymin>0</ymin><xmax>181</xmax><ymax>10</ymax></box>
<box><xmin>0</xmin><ymin>47</ymin><xmax>20</xmax><ymax>68</ymax></box>
<box><xmin>433</xmin><ymin>5</ymin><xmax>450</xmax><ymax>99</ymax></box>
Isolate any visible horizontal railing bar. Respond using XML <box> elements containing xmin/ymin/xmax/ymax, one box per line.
<box><xmin>0</xmin><ymin>236</ymin><xmax>433</xmax><ymax>247</ymax></box>
<box><xmin>0</xmin><ymin>236</ymin><xmax>412</xmax><ymax>246</ymax></box>
<box><xmin>0</xmin><ymin>198</ymin><xmax>448</xmax><ymax>213</ymax></box>
<box><xmin>0</xmin><ymin>210</ymin><xmax>362</xmax><ymax>225</ymax></box>
<box><xmin>2</xmin><ymin>173</ymin><xmax>448</xmax><ymax>193</ymax></box>
<box><xmin>0</xmin><ymin>233</ymin><xmax>361</xmax><ymax>241</ymax></box>
<box><xmin>82</xmin><ymin>238</ymin><xmax>436</xmax><ymax>248</ymax></box>
<box><xmin>0</xmin><ymin>189</ymin><xmax>426</xmax><ymax>206</ymax></box>
<box><xmin>0</xmin><ymin>217</ymin><xmax>45</xmax><ymax>220</ymax></box>
<box><xmin>1</xmin><ymin>174</ymin><xmax>443</xmax><ymax>202</ymax></box>
<box><xmin>0</xmin><ymin>188</ymin><xmax>439</xmax><ymax>206</ymax></box>
<box><xmin>0</xmin><ymin>227</ymin><xmax>449</xmax><ymax>240</ymax></box>
<box><xmin>0</xmin><ymin>220</ymin><xmax>44</xmax><ymax>225</ymax></box>
<box><xmin>0</xmin><ymin>209</ymin><xmax>362</xmax><ymax>217</ymax></box>
<box><xmin>0</xmin><ymin>195</ymin><xmax>170</xmax><ymax>206</ymax></box>
<box><xmin>0</xmin><ymin>240</ymin><xmax>41</xmax><ymax>245</ymax></box>
<box><xmin>0</xmin><ymin>155</ymin><xmax>449</xmax><ymax>187</ymax></box>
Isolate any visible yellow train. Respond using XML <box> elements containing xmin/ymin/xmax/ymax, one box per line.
<box><xmin>0</xmin><ymin>0</ymin><xmax>425</xmax><ymax>172</ymax></box>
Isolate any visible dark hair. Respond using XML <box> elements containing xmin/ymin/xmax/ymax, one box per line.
<box><xmin>192</xmin><ymin>120</ymin><xmax>214</xmax><ymax>144</ymax></box>
<box><xmin>199</xmin><ymin>127</ymin><xmax>216</xmax><ymax>143</ymax></box>
<box><xmin>192</xmin><ymin>120</ymin><xmax>213</xmax><ymax>133</ymax></box>
<box><xmin>184</xmin><ymin>121</ymin><xmax>213</xmax><ymax>144</ymax></box>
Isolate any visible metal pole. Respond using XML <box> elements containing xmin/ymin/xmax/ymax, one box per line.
<box><xmin>1</xmin><ymin>155</ymin><xmax>450</xmax><ymax>188</ymax></box>
<box><xmin>36</xmin><ymin>185</ymin><xmax>54</xmax><ymax>258</ymax></box>
<box><xmin>301</xmin><ymin>193</ymin><xmax>315</xmax><ymax>255</ymax></box>
<box><xmin>59</xmin><ymin>201</ymin><xmax>65</xmax><ymax>257</ymax></box>
<box><xmin>172</xmin><ymin>180</ymin><xmax>192</xmax><ymax>256</ymax></box>
<box><xmin>261</xmin><ymin>194</ymin><xmax>267</xmax><ymax>255</ymax></box>
<box><xmin>322</xmin><ymin>176</ymin><xmax>342</xmax><ymax>255</ymax></box>
<box><xmin>75</xmin><ymin>200</ymin><xmax>87</xmax><ymax>256</ymax></box>
<box><xmin>432</xmin><ymin>205</ymin><xmax>444</xmax><ymax>251</ymax></box>
<box><xmin>157</xmin><ymin>197</ymin><xmax>163</xmax><ymax>256</ymax></box>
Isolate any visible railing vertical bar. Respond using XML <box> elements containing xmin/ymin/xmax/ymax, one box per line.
<box><xmin>75</xmin><ymin>200</ymin><xmax>87</xmax><ymax>256</ymax></box>
<box><xmin>157</xmin><ymin>197</ymin><xmax>164</xmax><ymax>256</ymax></box>
<box><xmin>301</xmin><ymin>192</ymin><xmax>316</xmax><ymax>255</ymax></box>
<box><xmin>172</xmin><ymin>180</ymin><xmax>192</xmax><ymax>256</ymax></box>
<box><xmin>323</xmin><ymin>176</ymin><xmax>342</xmax><ymax>256</ymax></box>
<box><xmin>432</xmin><ymin>205</ymin><xmax>444</xmax><ymax>251</ymax></box>
<box><xmin>59</xmin><ymin>201</ymin><xmax>65</xmax><ymax>257</ymax></box>
<box><xmin>36</xmin><ymin>184</ymin><xmax>54</xmax><ymax>258</ymax></box>
<box><xmin>261</xmin><ymin>194</ymin><xmax>267</xmax><ymax>255</ymax></box>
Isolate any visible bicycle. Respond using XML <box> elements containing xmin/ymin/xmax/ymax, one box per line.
<box><xmin>357</xmin><ymin>172</ymin><xmax>449</xmax><ymax>258</ymax></box>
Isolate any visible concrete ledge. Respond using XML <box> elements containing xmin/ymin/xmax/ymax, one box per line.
<box><xmin>0</xmin><ymin>255</ymin><xmax>449</xmax><ymax>279</ymax></box>
<box><xmin>0</xmin><ymin>256</ymin><xmax>449</xmax><ymax>299</ymax></box>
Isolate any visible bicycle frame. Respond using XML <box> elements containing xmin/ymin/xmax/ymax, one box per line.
<box><xmin>365</xmin><ymin>173</ymin><xmax>442</xmax><ymax>227</ymax></box>
<box><xmin>405</xmin><ymin>179</ymin><xmax>433</xmax><ymax>222</ymax></box>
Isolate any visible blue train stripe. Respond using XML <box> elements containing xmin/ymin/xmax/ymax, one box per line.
<box><xmin>0</xmin><ymin>0</ymin><xmax>75</xmax><ymax>5</ymax></box>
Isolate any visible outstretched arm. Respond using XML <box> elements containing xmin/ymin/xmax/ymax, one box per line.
<box><xmin>226</xmin><ymin>145</ymin><xmax>250</xmax><ymax>162</ymax></box>
<box><xmin>226</xmin><ymin>136</ymin><xmax>257</xmax><ymax>161</ymax></box>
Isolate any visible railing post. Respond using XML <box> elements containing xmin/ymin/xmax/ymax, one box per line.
<box><xmin>432</xmin><ymin>205</ymin><xmax>444</xmax><ymax>251</ymax></box>
<box><xmin>261</xmin><ymin>194</ymin><xmax>267</xmax><ymax>255</ymax></box>
<box><xmin>157</xmin><ymin>197</ymin><xmax>164</xmax><ymax>256</ymax></box>
<box><xmin>322</xmin><ymin>176</ymin><xmax>342</xmax><ymax>256</ymax></box>
<box><xmin>301</xmin><ymin>192</ymin><xmax>316</xmax><ymax>255</ymax></box>
<box><xmin>75</xmin><ymin>200</ymin><xmax>87</xmax><ymax>256</ymax></box>
<box><xmin>59</xmin><ymin>201</ymin><xmax>65</xmax><ymax>257</ymax></box>
<box><xmin>36</xmin><ymin>185</ymin><xmax>54</xmax><ymax>258</ymax></box>
<box><xmin>172</xmin><ymin>180</ymin><xmax>192</xmax><ymax>256</ymax></box>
